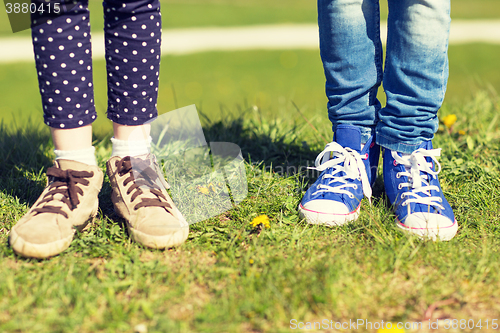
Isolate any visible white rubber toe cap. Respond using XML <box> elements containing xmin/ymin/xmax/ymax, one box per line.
<box><xmin>397</xmin><ymin>212</ymin><xmax>458</xmax><ymax>241</ymax></box>
<box><xmin>299</xmin><ymin>200</ymin><xmax>359</xmax><ymax>226</ymax></box>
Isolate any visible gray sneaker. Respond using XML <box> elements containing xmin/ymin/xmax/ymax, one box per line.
<box><xmin>9</xmin><ymin>160</ymin><xmax>103</xmax><ymax>258</ymax></box>
<box><xmin>106</xmin><ymin>154</ymin><xmax>189</xmax><ymax>249</ymax></box>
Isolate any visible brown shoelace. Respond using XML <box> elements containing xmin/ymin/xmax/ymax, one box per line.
<box><xmin>32</xmin><ymin>167</ymin><xmax>94</xmax><ymax>219</ymax></box>
<box><xmin>115</xmin><ymin>156</ymin><xmax>173</xmax><ymax>211</ymax></box>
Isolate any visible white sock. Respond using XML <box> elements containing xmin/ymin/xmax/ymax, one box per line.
<box><xmin>111</xmin><ymin>136</ymin><xmax>152</xmax><ymax>158</ymax></box>
<box><xmin>54</xmin><ymin>146</ymin><xmax>97</xmax><ymax>166</ymax></box>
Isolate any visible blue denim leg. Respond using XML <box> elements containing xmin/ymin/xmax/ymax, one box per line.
<box><xmin>376</xmin><ymin>0</ymin><xmax>450</xmax><ymax>153</ymax></box>
<box><xmin>318</xmin><ymin>0</ymin><xmax>383</xmax><ymax>144</ymax></box>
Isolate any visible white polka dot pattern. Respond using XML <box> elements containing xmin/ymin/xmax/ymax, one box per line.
<box><xmin>31</xmin><ymin>0</ymin><xmax>97</xmax><ymax>129</ymax></box>
<box><xmin>31</xmin><ymin>0</ymin><xmax>161</xmax><ymax>129</ymax></box>
<box><xmin>103</xmin><ymin>0</ymin><xmax>162</xmax><ymax>125</ymax></box>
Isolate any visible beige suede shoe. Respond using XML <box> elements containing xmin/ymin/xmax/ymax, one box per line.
<box><xmin>9</xmin><ymin>160</ymin><xmax>103</xmax><ymax>259</ymax></box>
<box><xmin>106</xmin><ymin>154</ymin><xmax>188</xmax><ymax>249</ymax></box>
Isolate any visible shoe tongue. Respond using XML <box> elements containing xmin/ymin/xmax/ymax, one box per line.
<box><xmin>419</xmin><ymin>140</ymin><xmax>433</xmax><ymax>150</ymax></box>
<box><xmin>334</xmin><ymin>125</ymin><xmax>361</xmax><ymax>153</ymax></box>
<box><xmin>55</xmin><ymin>159</ymin><xmax>90</xmax><ymax>171</ymax></box>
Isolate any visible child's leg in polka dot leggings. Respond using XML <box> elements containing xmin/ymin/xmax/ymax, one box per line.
<box><xmin>104</xmin><ymin>0</ymin><xmax>162</xmax><ymax>132</ymax></box>
<box><xmin>31</xmin><ymin>0</ymin><xmax>97</xmax><ymax>132</ymax></box>
<box><xmin>12</xmin><ymin>1</ymin><xmax>101</xmax><ymax>258</ymax></box>
<box><xmin>103</xmin><ymin>1</ymin><xmax>188</xmax><ymax>249</ymax></box>
<box><xmin>15</xmin><ymin>0</ymin><xmax>187</xmax><ymax>258</ymax></box>
<box><xmin>31</xmin><ymin>0</ymin><xmax>162</xmax><ymax>149</ymax></box>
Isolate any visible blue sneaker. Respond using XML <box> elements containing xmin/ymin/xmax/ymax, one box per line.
<box><xmin>299</xmin><ymin>125</ymin><xmax>379</xmax><ymax>226</ymax></box>
<box><xmin>383</xmin><ymin>141</ymin><xmax>458</xmax><ymax>241</ymax></box>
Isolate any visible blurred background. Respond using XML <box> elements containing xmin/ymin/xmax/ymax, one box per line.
<box><xmin>0</xmin><ymin>0</ymin><xmax>499</xmax><ymax>137</ymax></box>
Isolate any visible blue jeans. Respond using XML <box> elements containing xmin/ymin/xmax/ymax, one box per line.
<box><xmin>318</xmin><ymin>0</ymin><xmax>450</xmax><ymax>153</ymax></box>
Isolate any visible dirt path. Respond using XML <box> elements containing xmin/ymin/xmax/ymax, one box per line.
<box><xmin>1</xmin><ymin>20</ymin><xmax>499</xmax><ymax>63</ymax></box>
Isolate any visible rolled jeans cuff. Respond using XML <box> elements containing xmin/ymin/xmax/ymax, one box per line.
<box><xmin>375</xmin><ymin>131</ymin><xmax>426</xmax><ymax>154</ymax></box>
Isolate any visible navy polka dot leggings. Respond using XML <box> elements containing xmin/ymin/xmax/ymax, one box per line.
<box><xmin>31</xmin><ymin>0</ymin><xmax>161</xmax><ymax>129</ymax></box>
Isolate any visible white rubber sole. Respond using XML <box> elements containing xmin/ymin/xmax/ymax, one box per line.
<box><xmin>396</xmin><ymin>218</ymin><xmax>458</xmax><ymax>241</ymax></box>
<box><xmin>298</xmin><ymin>203</ymin><xmax>360</xmax><ymax>226</ymax></box>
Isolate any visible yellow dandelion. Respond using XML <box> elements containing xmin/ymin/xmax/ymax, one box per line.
<box><xmin>458</xmin><ymin>129</ymin><xmax>466</xmax><ymax>135</ymax></box>
<box><xmin>197</xmin><ymin>186</ymin><xmax>210</xmax><ymax>195</ymax></box>
<box><xmin>249</xmin><ymin>259</ymin><xmax>254</xmax><ymax>264</ymax></box>
<box><xmin>250</xmin><ymin>214</ymin><xmax>271</xmax><ymax>228</ymax></box>
<box><xmin>442</xmin><ymin>114</ymin><xmax>457</xmax><ymax>129</ymax></box>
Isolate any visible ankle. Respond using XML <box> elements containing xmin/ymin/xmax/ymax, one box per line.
<box><xmin>111</xmin><ymin>136</ymin><xmax>152</xmax><ymax>158</ymax></box>
<box><xmin>54</xmin><ymin>146</ymin><xmax>97</xmax><ymax>166</ymax></box>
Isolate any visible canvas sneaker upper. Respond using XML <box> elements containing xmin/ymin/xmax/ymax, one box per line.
<box><xmin>299</xmin><ymin>124</ymin><xmax>379</xmax><ymax>226</ymax></box>
<box><xmin>106</xmin><ymin>154</ymin><xmax>188</xmax><ymax>249</ymax></box>
<box><xmin>383</xmin><ymin>140</ymin><xmax>457</xmax><ymax>241</ymax></box>
<box><xmin>9</xmin><ymin>160</ymin><xmax>103</xmax><ymax>258</ymax></box>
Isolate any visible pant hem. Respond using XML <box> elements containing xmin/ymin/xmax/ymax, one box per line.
<box><xmin>375</xmin><ymin>132</ymin><xmax>426</xmax><ymax>154</ymax></box>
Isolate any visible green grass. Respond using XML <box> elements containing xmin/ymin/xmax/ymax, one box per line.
<box><xmin>0</xmin><ymin>90</ymin><xmax>500</xmax><ymax>332</ymax></box>
<box><xmin>1</xmin><ymin>0</ymin><xmax>499</xmax><ymax>38</ymax></box>
<box><xmin>1</xmin><ymin>3</ymin><xmax>500</xmax><ymax>329</ymax></box>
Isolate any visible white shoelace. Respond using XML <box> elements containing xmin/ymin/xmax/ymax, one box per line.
<box><xmin>310</xmin><ymin>142</ymin><xmax>372</xmax><ymax>202</ymax></box>
<box><xmin>391</xmin><ymin>148</ymin><xmax>444</xmax><ymax>210</ymax></box>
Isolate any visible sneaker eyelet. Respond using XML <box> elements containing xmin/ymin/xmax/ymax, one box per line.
<box><xmin>353</xmin><ymin>184</ymin><xmax>358</xmax><ymax>189</ymax></box>
<box><xmin>398</xmin><ymin>184</ymin><xmax>403</xmax><ymax>190</ymax></box>
<box><xmin>349</xmin><ymin>194</ymin><xmax>354</xmax><ymax>199</ymax></box>
<box><xmin>396</xmin><ymin>173</ymin><xmax>401</xmax><ymax>178</ymax></box>
<box><xmin>393</xmin><ymin>160</ymin><xmax>398</xmax><ymax>166</ymax></box>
